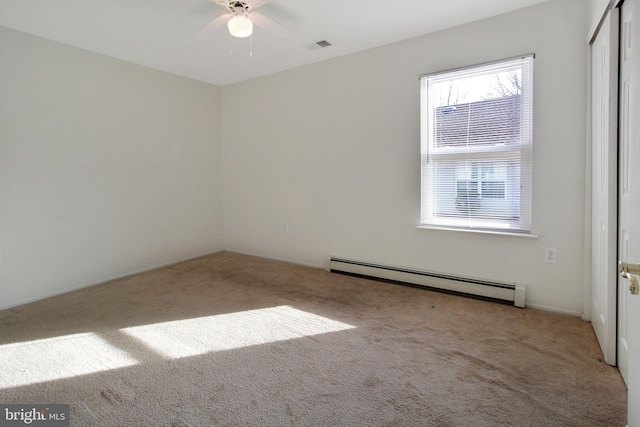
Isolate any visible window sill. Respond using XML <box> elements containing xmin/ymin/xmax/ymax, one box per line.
<box><xmin>415</xmin><ymin>225</ymin><xmax>539</xmax><ymax>240</ymax></box>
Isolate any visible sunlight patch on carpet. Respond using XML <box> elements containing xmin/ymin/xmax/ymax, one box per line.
<box><xmin>0</xmin><ymin>333</ymin><xmax>139</xmax><ymax>389</ymax></box>
<box><xmin>120</xmin><ymin>305</ymin><xmax>355</xmax><ymax>359</ymax></box>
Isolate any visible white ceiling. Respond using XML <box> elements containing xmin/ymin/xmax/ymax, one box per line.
<box><xmin>0</xmin><ymin>0</ymin><xmax>550</xmax><ymax>86</ymax></box>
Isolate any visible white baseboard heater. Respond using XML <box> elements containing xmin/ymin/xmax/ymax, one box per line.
<box><xmin>325</xmin><ymin>256</ymin><xmax>526</xmax><ymax>308</ymax></box>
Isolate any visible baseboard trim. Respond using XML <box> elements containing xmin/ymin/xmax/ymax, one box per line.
<box><xmin>2</xmin><ymin>247</ymin><xmax>583</xmax><ymax>319</ymax></box>
<box><xmin>223</xmin><ymin>248</ymin><xmax>324</xmax><ymax>269</ymax></box>
<box><xmin>0</xmin><ymin>249</ymin><xmax>224</xmax><ymax>312</ymax></box>
<box><xmin>524</xmin><ymin>303</ymin><xmax>581</xmax><ymax>317</ymax></box>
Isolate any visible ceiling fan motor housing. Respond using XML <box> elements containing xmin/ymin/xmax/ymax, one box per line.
<box><xmin>229</xmin><ymin>1</ymin><xmax>250</xmax><ymax>14</ymax></box>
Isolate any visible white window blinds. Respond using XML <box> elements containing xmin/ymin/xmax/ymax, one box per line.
<box><xmin>420</xmin><ymin>55</ymin><xmax>534</xmax><ymax>233</ymax></box>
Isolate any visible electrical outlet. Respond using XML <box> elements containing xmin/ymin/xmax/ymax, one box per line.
<box><xmin>545</xmin><ymin>248</ymin><xmax>557</xmax><ymax>264</ymax></box>
<box><xmin>283</xmin><ymin>223</ymin><xmax>289</xmax><ymax>233</ymax></box>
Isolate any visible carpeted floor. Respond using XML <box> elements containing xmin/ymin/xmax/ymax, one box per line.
<box><xmin>0</xmin><ymin>251</ymin><xmax>627</xmax><ymax>426</ymax></box>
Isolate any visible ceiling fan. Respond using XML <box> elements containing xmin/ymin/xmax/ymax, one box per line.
<box><xmin>199</xmin><ymin>0</ymin><xmax>289</xmax><ymax>39</ymax></box>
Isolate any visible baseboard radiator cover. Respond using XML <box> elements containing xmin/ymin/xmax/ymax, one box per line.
<box><xmin>325</xmin><ymin>256</ymin><xmax>525</xmax><ymax>308</ymax></box>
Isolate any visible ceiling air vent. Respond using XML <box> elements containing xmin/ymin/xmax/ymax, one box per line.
<box><xmin>315</xmin><ymin>40</ymin><xmax>332</xmax><ymax>48</ymax></box>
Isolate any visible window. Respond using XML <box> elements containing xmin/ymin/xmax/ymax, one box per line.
<box><xmin>420</xmin><ymin>55</ymin><xmax>534</xmax><ymax>233</ymax></box>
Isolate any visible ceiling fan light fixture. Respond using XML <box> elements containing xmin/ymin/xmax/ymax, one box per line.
<box><xmin>227</xmin><ymin>15</ymin><xmax>253</xmax><ymax>38</ymax></box>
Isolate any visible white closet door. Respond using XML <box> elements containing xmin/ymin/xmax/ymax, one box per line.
<box><xmin>590</xmin><ymin>8</ymin><xmax>619</xmax><ymax>366</ymax></box>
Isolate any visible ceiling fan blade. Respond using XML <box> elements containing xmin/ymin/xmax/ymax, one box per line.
<box><xmin>251</xmin><ymin>12</ymin><xmax>290</xmax><ymax>38</ymax></box>
<box><xmin>247</xmin><ymin>0</ymin><xmax>268</xmax><ymax>10</ymax></box>
<box><xmin>197</xmin><ymin>14</ymin><xmax>229</xmax><ymax>36</ymax></box>
<box><xmin>253</xmin><ymin>2</ymin><xmax>295</xmax><ymax>22</ymax></box>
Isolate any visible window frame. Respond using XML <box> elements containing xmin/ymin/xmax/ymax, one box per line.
<box><xmin>419</xmin><ymin>54</ymin><xmax>534</xmax><ymax>234</ymax></box>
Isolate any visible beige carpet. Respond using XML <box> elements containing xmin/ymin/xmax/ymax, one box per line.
<box><xmin>0</xmin><ymin>251</ymin><xmax>627</xmax><ymax>426</ymax></box>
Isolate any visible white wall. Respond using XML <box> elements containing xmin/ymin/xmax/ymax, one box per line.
<box><xmin>222</xmin><ymin>0</ymin><xmax>588</xmax><ymax>314</ymax></box>
<box><xmin>0</xmin><ymin>27</ymin><xmax>224</xmax><ymax>310</ymax></box>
